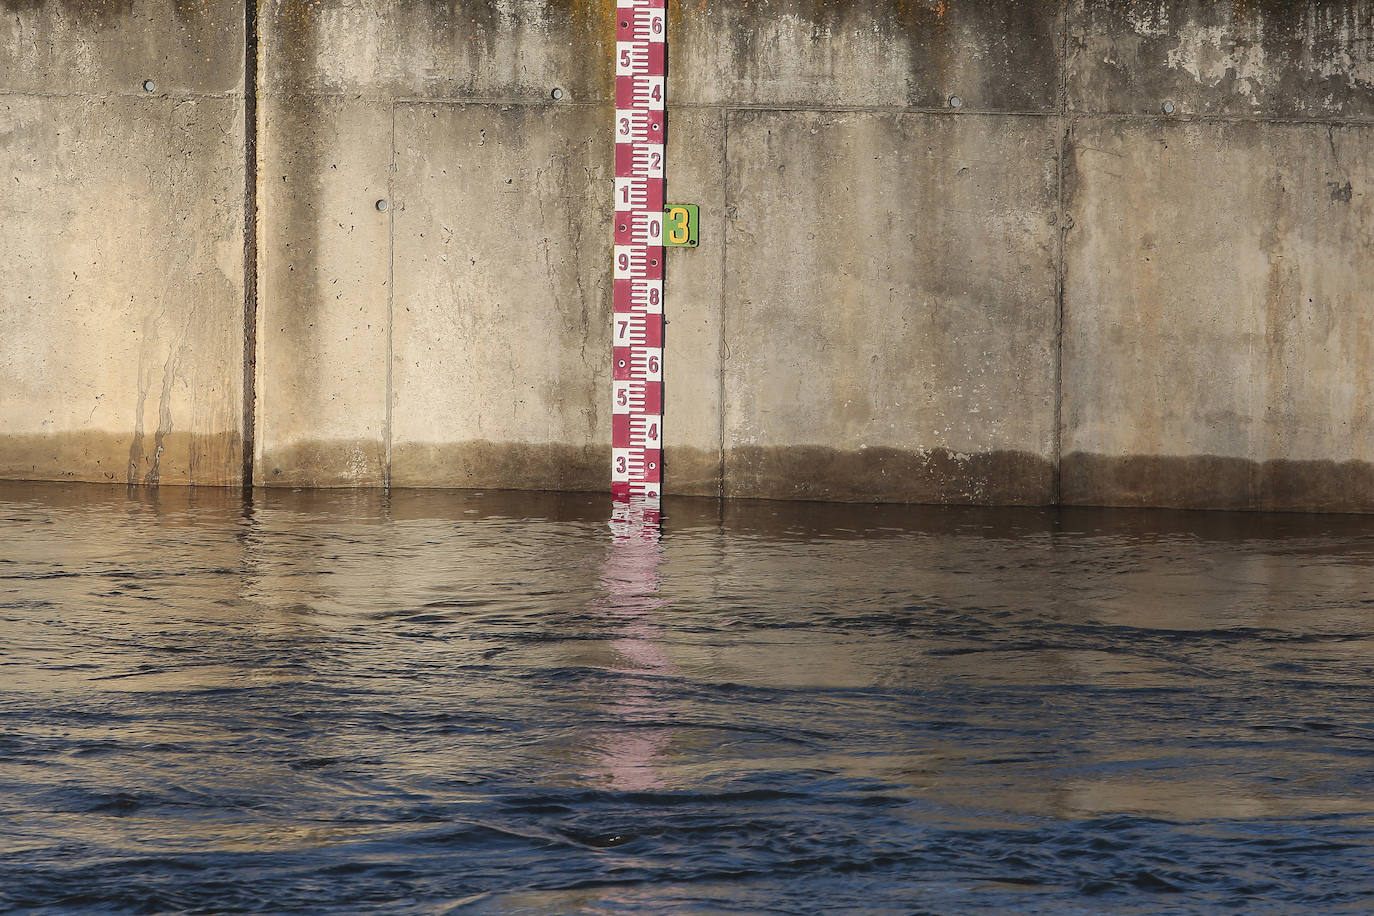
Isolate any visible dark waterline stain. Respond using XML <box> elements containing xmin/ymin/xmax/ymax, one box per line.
<box><xmin>1064</xmin><ymin>451</ymin><xmax>1374</xmax><ymax>513</ymax></box>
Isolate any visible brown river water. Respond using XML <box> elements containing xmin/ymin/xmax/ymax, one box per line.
<box><xmin>2</xmin><ymin>482</ymin><xmax>1373</xmax><ymax>913</ymax></box>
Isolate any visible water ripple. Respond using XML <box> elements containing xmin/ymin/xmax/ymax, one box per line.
<box><xmin>2</xmin><ymin>483</ymin><xmax>1373</xmax><ymax>913</ymax></box>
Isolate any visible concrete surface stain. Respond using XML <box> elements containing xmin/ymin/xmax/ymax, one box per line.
<box><xmin>391</xmin><ymin>440</ymin><xmax>610</xmax><ymax>491</ymax></box>
<box><xmin>726</xmin><ymin>446</ymin><xmax>1055</xmax><ymax>505</ymax></box>
<box><xmin>1074</xmin><ymin>0</ymin><xmax>1374</xmax><ymax>116</ymax></box>
<box><xmin>7</xmin><ymin>0</ymin><xmax>1374</xmax><ymax>512</ymax></box>
<box><xmin>3</xmin><ymin>432</ymin><xmax>241</xmax><ymax>486</ymax></box>
<box><xmin>0</xmin><ymin>0</ymin><xmax>134</xmax><ymax>25</ymax></box>
<box><xmin>259</xmin><ymin>437</ymin><xmax>386</xmax><ymax>488</ymax></box>
<box><xmin>1064</xmin><ymin>452</ymin><xmax>1374</xmax><ymax>512</ymax></box>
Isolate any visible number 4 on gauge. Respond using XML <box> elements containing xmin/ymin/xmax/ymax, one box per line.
<box><xmin>663</xmin><ymin>204</ymin><xmax>698</xmax><ymax>248</ymax></box>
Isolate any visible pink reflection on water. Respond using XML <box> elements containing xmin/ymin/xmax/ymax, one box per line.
<box><xmin>593</xmin><ymin>499</ymin><xmax>674</xmax><ymax>791</ymax></box>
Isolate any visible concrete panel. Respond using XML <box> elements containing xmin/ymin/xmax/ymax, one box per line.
<box><xmin>259</xmin><ymin>0</ymin><xmax>615</xmax><ymax>101</ymax></box>
<box><xmin>721</xmin><ymin>110</ymin><xmax>1059</xmax><ymax>504</ymax></box>
<box><xmin>1068</xmin><ymin>0</ymin><xmax>1374</xmax><ymax>119</ymax></box>
<box><xmin>0</xmin><ymin>0</ymin><xmax>242</xmax><ymax>96</ymax></box>
<box><xmin>0</xmin><ymin>95</ymin><xmax>245</xmax><ymax>485</ymax></box>
<box><xmin>662</xmin><ymin>107</ymin><xmax>725</xmax><ymax>497</ymax></box>
<box><xmin>1063</xmin><ymin>120</ymin><xmax>1374</xmax><ymax>511</ymax></box>
<box><xmin>389</xmin><ymin>102</ymin><xmax>612</xmax><ymax>490</ymax></box>
<box><xmin>670</xmin><ymin>0</ymin><xmax>1060</xmax><ymax>111</ymax></box>
<box><xmin>256</xmin><ymin>96</ymin><xmax>392</xmax><ymax>487</ymax></box>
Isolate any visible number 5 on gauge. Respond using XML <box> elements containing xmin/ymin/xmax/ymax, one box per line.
<box><xmin>663</xmin><ymin>204</ymin><xmax>698</xmax><ymax>248</ymax></box>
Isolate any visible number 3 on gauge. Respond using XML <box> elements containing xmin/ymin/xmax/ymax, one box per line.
<box><xmin>663</xmin><ymin>204</ymin><xmax>698</xmax><ymax>248</ymax></box>
<box><xmin>612</xmin><ymin>448</ymin><xmax>632</xmax><ymax>481</ymax></box>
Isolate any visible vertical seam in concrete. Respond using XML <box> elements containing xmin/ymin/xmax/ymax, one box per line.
<box><xmin>384</xmin><ymin>100</ymin><xmax>396</xmax><ymax>490</ymax></box>
<box><xmin>717</xmin><ymin>108</ymin><xmax>730</xmax><ymax>502</ymax></box>
<box><xmin>1053</xmin><ymin>0</ymin><xmax>1068</xmax><ymax>507</ymax></box>
<box><xmin>241</xmin><ymin>0</ymin><xmax>259</xmax><ymax>491</ymax></box>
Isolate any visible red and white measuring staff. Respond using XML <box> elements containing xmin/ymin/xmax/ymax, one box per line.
<box><xmin>612</xmin><ymin>0</ymin><xmax>666</xmax><ymax>503</ymax></box>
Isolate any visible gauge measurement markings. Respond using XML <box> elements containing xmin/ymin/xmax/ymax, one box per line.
<box><xmin>613</xmin><ymin>413</ymin><xmax>663</xmax><ymax>449</ymax></box>
<box><xmin>614</xmin><ymin>176</ymin><xmax>664</xmax><ymax>212</ymax></box>
<box><xmin>612</xmin><ymin>347</ymin><xmax>663</xmax><ymax>383</ymax></box>
<box><xmin>616</xmin><ymin>3</ymin><xmax>665</xmax><ymax>42</ymax></box>
<box><xmin>613</xmin><ymin>279</ymin><xmax>663</xmax><ymax>315</ymax></box>
<box><xmin>612</xmin><ymin>245</ymin><xmax>662</xmax><ymax>281</ymax></box>
<box><xmin>613</xmin><ymin>311</ymin><xmax>664</xmax><ymax>348</ymax></box>
<box><xmin>614</xmin><ymin>108</ymin><xmax>665</xmax><ymax>144</ymax></box>
<box><xmin>612</xmin><ymin>0</ymin><xmax>665</xmax><ymax>503</ymax></box>
<box><xmin>611</xmin><ymin>448</ymin><xmax>662</xmax><ymax>486</ymax></box>
<box><xmin>614</xmin><ymin>210</ymin><xmax>664</xmax><ymax>246</ymax></box>
<box><xmin>615</xmin><ymin>143</ymin><xmax>664</xmax><ymax>179</ymax></box>
<box><xmin>612</xmin><ymin>379</ymin><xmax>663</xmax><ymax>415</ymax></box>
<box><xmin>617</xmin><ymin>76</ymin><xmax>665</xmax><ymax>111</ymax></box>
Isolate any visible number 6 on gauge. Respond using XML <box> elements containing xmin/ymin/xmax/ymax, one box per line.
<box><xmin>641</xmin><ymin>348</ymin><xmax>663</xmax><ymax>381</ymax></box>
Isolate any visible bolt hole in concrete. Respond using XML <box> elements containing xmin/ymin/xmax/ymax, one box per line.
<box><xmin>948</xmin><ymin>95</ymin><xmax>962</xmax><ymax>109</ymax></box>
<box><xmin>1162</xmin><ymin>101</ymin><xmax>1176</xmax><ymax>114</ymax></box>
<box><xmin>375</xmin><ymin>199</ymin><xmax>388</xmax><ymax>212</ymax></box>
<box><xmin>142</xmin><ymin>79</ymin><xmax>156</xmax><ymax>92</ymax></box>
<box><xmin>551</xmin><ymin>87</ymin><xmax>564</xmax><ymax>101</ymax></box>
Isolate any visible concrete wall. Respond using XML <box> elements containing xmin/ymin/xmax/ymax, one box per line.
<box><xmin>1062</xmin><ymin>1</ymin><xmax>1374</xmax><ymax>512</ymax></box>
<box><xmin>4</xmin><ymin>0</ymin><xmax>1374</xmax><ymax>512</ymax></box>
<box><xmin>0</xmin><ymin>0</ymin><xmax>246</xmax><ymax>485</ymax></box>
<box><xmin>253</xmin><ymin>0</ymin><xmax>617</xmax><ymax>490</ymax></box>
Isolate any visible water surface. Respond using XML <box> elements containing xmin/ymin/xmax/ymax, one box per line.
<box><xmin>3</xmin><ymin>483</ymin><xmax>1374</xmax><ymax>913</ymax></box>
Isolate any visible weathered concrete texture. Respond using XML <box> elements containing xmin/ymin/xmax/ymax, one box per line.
<box><xmin>1063</xmin><ymin>454</ymin><xmax>1374</xmax><ymax>513</ymax></box>
<box><xmin>390</xmin><ymin>441</ymin><xmax>608</xmax><ymax>491</ymax></box>
<box><xmin>255</xmin><ymin>95</ymin><xmax>392</xmax><ymax>487</ymax></box>
<box><xmin>259</xmin><ymin>0</ymin><xmax>616</xmax><ymax>101</ymax></box>
<box><xmin>722</xmin><ymin>111</ymin><xmax>1060</xmax><ymax>503</ymax></box>
<box><xmin>0</xmin><ymin>432</ymin><xmax>241</xmax><ymax>485</ymax></box>
<box><xmin>0</xmin><ymin>94</ymin><xmax>245</xmax><ymax>486</ymax></box>
<box><xmin>669</xmin><ymin>0</ymin><xmax>1061</xmax><ymax>111</ymax></box>
<box><xmin>1069</xmin><ymin>0</ymin><xmax>1374</xmax><ymax>118</ymax></box>
<box><xmin>1063</xmin><ymin>121</ymin><xmax>1374</xmax><ymax>511</ymax></box>
<box><xmin>662</xmin><ymin>107</ymin><xmax>726</xmax><ymax>497</ymax></box>
<box><xmin>726</xmin><ymin>447</ymin><xmax>1054</xmax><ymax>505</ymax></box>
<box><xmin>11</xmin><ymin>0</ymin><xmax>1374</xmax><ymax>513</ymax></box>
<box><xmin>0</xmin><ymin>0</ymin><xmax>242</xmax><ymax>95</ymax></box>
<box><xmin>389</xmin><ymin>102</ymin><xmax>612</xmax><ymax>489</ymax></box>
